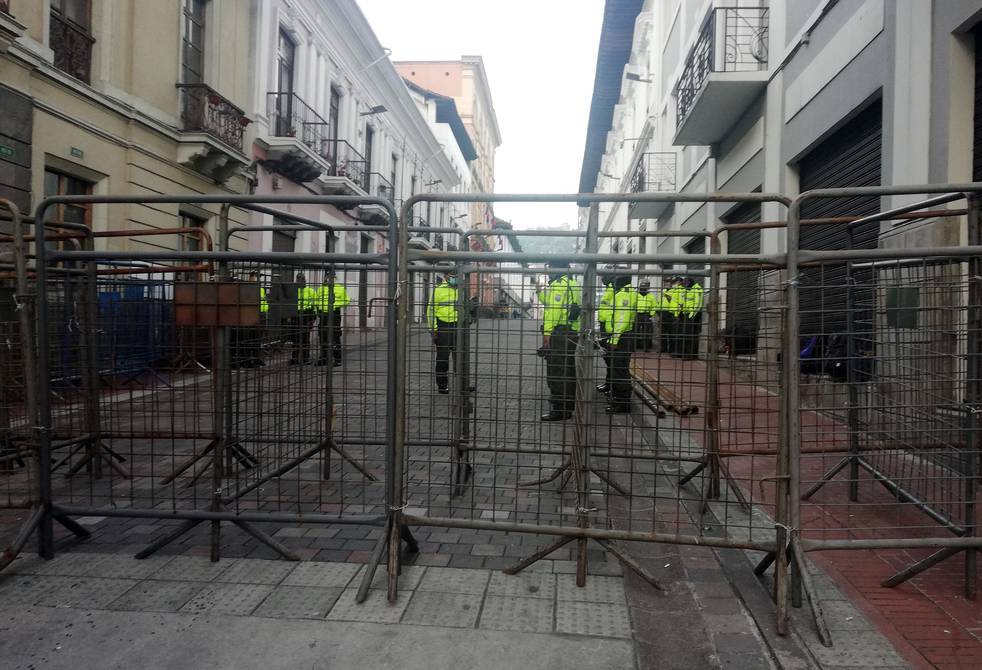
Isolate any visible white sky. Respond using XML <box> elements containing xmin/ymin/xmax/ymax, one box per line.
<box><xmin>357</xmin><ymin>0</ymin><xmax>604</xmax><ymax>230</ymax></box>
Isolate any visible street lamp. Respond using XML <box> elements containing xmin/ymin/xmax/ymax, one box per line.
<box><xmin>360</xmin><ymin>105</ymin><xmax>388</xmax><ymax>116</ymax></box>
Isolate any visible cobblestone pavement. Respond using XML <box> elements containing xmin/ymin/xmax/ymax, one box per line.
<box><xmin>0</xmin><ymin>319</ymin><xmax>920</xmax><ymax>668</ymax></box>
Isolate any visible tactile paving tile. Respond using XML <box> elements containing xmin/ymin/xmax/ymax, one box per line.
<box><xmin>555</xmin><ymin>600</ymin><xmax>631</xmax><ymax>638</ymax></box>
<box><xmin>150</xmin><ymin>556</ymin><xmax>238</xmax><ymax>582</ymax></box>
<box><xmin>281</xmin><ymin>561</ymin><xmax>360</xmax><ymax>588</ymax></box>
<box><xmin>487</xmin><ymin>571</ymin><xmax>555</xmax><ymax>599</ymax></box>
<box><xmin>36</xmin><ymin>577</ymin><xmax>139</xmax><ymax>609</ymax></box>
<box><xmin>0</xmin><ymin>575</ymin><xmax>75</xmax><ymax>605</ymax></box>
<box><xmin>326</xmin><ymin>588</ymin><xmax>410</xmax><ymax>624</ymax></box>
<box><xmin>416</xmin><ymin>567</ymin><xmax>490</xmax><ymax>595</ymax></box>
<box><xmin>479</xmin><ymin>595</ymin><xmax>554</xmax><ymax>633</ymax></box>
<box><xmin>556</xmin><ymin>575</ymin><xmax>626</xmax><ymax>604</ymax></box>
<box><xmin>353</xmin><ymin>564</ymin><xmax>426</xmax><ymax>591</ymax></box>
<box><xmin>179</xmin><ymin>582</ymin><xmax>274</xmax><ymax>616</ymax></box>
<box><xmin>36</xmin><ymin>552</ymin><xmax>173</xmax><ymax>580</ymax></box>
<box><xmin>401</xmin><ymin>591</ymin><xmax>482</xmax><ymax>628</ymax></box>
<box><xmin>213</xmin><ymin>559</ymin><xmax>296</xmax><ymax>585</ymax></box>
<box><xmin>109</xmin><ymin>580</ymin><xmax>204</xmax><ymax>612</ymax></box>
<box><xmin>252</xmin><ymin>585</ymin><xmax>343</xmax><ymax>619</ymax></box>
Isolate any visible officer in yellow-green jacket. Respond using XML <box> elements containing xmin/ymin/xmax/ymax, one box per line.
<box><xmin>605</xmin><ymin>274</ymin><xmax>638</xmax><ymax>414</ymax></box>
<box><xmin>636</xmin><ymin>279</ymin><xmax>656</xmax><ymax>352</ymax></box>
<box><xmin>681</xmin><ymin>277</ymin><xmax>705</xmax><ymax>360</ymax></box>
<box><xmin>427</xmin><ymin>269</ymin><xmax>460</xmax><ymax>394</ymax></box>
<box><xmin>665</xmin><ymin>276</ymin><xmax>686</xmax><ymax>356</ymax></box>
<box><xmin>289</xmin><ymin>272</ymin><xmax>317</xmax><ymax>365</ymax></box>
<box><xmin>538</xmin><ymin>261</ymin><xmax>581</xmax><ymax>421</ymax></box>
<box><xmin>315</xmin><ymin>269</ymin><xmax>351</xmax><ymax>367</ymax></box>
<box><xmin>595</xmin><ymin>265</ymin><xmax>616</xmax><ymax>396</ymax></box>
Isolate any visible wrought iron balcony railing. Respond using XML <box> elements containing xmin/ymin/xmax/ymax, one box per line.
<box><xmin>50</xmin><ymin>10</ymin><xmax>95</xmax><ymax>83</ymax></box>
<box><xmin>266</xmin><ymin>92</ymin><xmax>367</xmax><ymax>188</ymax></box>
<box><xmin>365</xmin><ymin>173</ymin><xmax>395</xmax><ymax>203</ymax></box>
<box><xmin>177</xmin><ymin>83</ymin><xmax>249</xmax><ymax>152</ymax></box>
<box><xmin>631</xmin><ymin>152</ymin><xmax>677</xmax><ymax>193</ymax></box>
<box><xmin>676</xmin><ymin>7</ymin><xmax>769</xmax><ymax>128</ymax></box>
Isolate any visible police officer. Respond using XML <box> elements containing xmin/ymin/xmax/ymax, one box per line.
<box><xmin>606</xmin><ymin>274</ymin><xmax>638</xmax><ymax>414</ymax></box>
<box><xmin>682</xmin><ymin>277</ymin><xmax>705</xmax><ymax>360</ymax></box>
<box><xmin>315</xmin><ymin>269</ymin><xmax>351</xmax><ymax>367</ymax></box>
<box><xmin>427</xmin><ymin>269</ymin><xmax>459</xmax><ymax>394</ymax></box>
<box><xmin>289</xmin><ymin>272</ymin><xmax>317</xmax><ymax>365</ymax></box>
<box><xmin>243</xmin><ymin>271</ymin><xmax>268</xmax><ymax>368</ymax></box>
<box><xmin>538</xmin><ymin>261</ymin><xmax>581</xmax><ymax>421</ymax></box>
<box><xmin>595</xmin><ymin>265</ymin><xmax>616</xmax><ymax>395</ymax></box>
<box><xmin>665</xmin><ymin>276</ymin><xmax>686</xmax><ymax>356</ymax></box>
<box><xmin>636</xmin><ymin>279</ymin><xmax>655</xmax><ymax>352</ymax></box>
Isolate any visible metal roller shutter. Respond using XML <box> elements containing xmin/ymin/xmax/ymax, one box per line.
<box><xmin>723</xmin><ymin>202</ymin><xmax>761</xmax><ymax>354</ymax></box>
<box><xmin>798</xmin><ymin>100</ymin><xmax>882</xmax><ymax>337</ymax></box>
<box><xmin>974</xmin><ymin>24</ymin><xmax>982</xmax><ymax>181</ymax></box>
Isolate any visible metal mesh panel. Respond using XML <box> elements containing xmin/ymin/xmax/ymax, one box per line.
<box><xmin>799</xmin><ymin>257</ymin><xmax>979</xmax><ymax>539</ymax></box>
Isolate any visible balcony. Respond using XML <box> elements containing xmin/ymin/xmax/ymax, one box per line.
<box><xmin>629</xmin><ymin>152</ymin><xmax>677</xmax><ymax>220</ymax></box>
<box><xmin>355</xmin><ymin>172</ymin><xmax>396</xmax><ymax>225</ymax></box>
<box><xmin>265</xmin><ymin>92</ymin><xmax>368</xmax><ymax>194</ymax></box>
<box><xmin>0</xmin><ymin>0</ymin><xmax>25</xmax><ymax>53</ymax></box>
<box><xmin>176</xmin><ymin>83</ymin><xmax>250</xmax><ymax>183</ymax></box>
<box><xmin>674</xmin><ymin>7</ymin><xmax>769</xmax><ymax>146</ymax></box>
<box><xmin>49</xmin><ymin>10</ymin><xmax>94</xmax><ymax>83</ymax></box>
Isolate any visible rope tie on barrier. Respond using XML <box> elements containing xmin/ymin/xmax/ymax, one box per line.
<box><xmin>576</xmin><ymin>506</ymin><xmax>598</xmax><ymax>515</ymax></box>
<box><xmin>389</xmin><ymin>503</ymin><xmax>409</xmax><ymax>513</ymax></box>
<box><xmin>783</xmin><ymin>275</ymin><xmax>799</xmax><ymax>288</ymax></box>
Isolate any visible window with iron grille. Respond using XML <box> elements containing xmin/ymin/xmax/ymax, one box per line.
<box><xmin>50</xmin><ymin>0</ymin><xmax>95</xmax><ymax>83</ymax></box>
<box><xmin>43</xmin><ymin>168</ymin><xmax>92</xmax><ymax>251</ymax></box>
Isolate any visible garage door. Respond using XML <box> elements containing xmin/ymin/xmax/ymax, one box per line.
<box><xmin>798</xmin><ymin>99</ymin><xmax>882</xmax><ymax>338</ymax></box>
<box><xmin>723</xmin><ymin>201</ymin><xmax>761</xmax><ymax>354</ymax></box>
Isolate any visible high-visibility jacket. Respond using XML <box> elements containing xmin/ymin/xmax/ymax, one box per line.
<box><xmin>315</xmin><ymin>283</ymin><xmax>351</xmax><ymax>312</ymax></box>
<box><xmin>637</xmin><ymin>292</ymin><xmax>656</xmax><ymax>316</ymax></box>
<box><xmin>598</xmin><ymin>285</ymin><xmax>614</xmax><ymax>332</ymax></box>
<box><xmin>259</xmin><ymin>287</ymin><xmax>269</xmax><ymax>314</ymax></box>
<box><xmin>427</xmin><ymin>282</ymin><xmax>458</xmax><ymax>330</ymax></box>
<box><xmin>610</xmin><ymin>287</ymin><xmax>638</xmax><ymax>346</ymax></box>
<box><xmin>298</xmin><ymin>285</ymin><xmax>317</xmax><ymax>311</ymax></box>
<box><xmin>666</xmin><ymin>285</ymin><xmax>686</xmax><ymax>318</ymax></box>
<box><xmin>538</xmin><ymin>275</ymin><xmax>581</xmax><ymax>335</ymax></box>
<box><xmin>684</xmin><ymin>283</ymin><xmax>704</xmax><ymax>318</ymax></box>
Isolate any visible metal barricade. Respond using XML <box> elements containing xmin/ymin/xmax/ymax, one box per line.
<box><xmin>786</xmin><ymin>187</ymin><xmax>982</xmax><ymax>620</ymax></box>
<box><xmin>387</xmin><ymin>192</ymin><xmax>791</xmax><ymax>609</ymax></box>
<box><xmin>4</xmin><ymin>194</ymin><xmax>398</xmax><ymax>598</ymax></box>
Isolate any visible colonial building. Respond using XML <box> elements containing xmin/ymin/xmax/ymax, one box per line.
<box><xmin>0</xmin><ymin>0</ymin><xmax>256</xmax><ymax>249</ymax></box>
<box><xmin>579</xmin><ymin>0</ymin><xmax>982</xmax><ymax>356</ymax></box>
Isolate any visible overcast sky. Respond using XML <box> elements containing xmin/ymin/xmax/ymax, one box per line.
<box><xmin>357</xmin><ymin>0</ymin><xmax>604</xmax><ymax>230</ymax></box>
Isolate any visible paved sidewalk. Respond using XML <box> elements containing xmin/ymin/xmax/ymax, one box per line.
<box><xmin>0</xmin><ymin>551</ymin><xmax>634</xmax><ymax>669</ymax></box>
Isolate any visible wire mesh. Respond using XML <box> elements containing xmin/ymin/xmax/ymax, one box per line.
<box><xmin>400</xmin><ymin>256</ymin><xmax>777</xmax><ymax>552</ymax></box>
<box><xmin>798</xmin><ymin>256</ymin><xmax>979</xmax><ymax>541</ymax></box>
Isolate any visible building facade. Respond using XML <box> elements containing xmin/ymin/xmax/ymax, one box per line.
<box><xmin>0</xmin><ymin>0</ymin><xmax>256</xmax><ymax>249</ymax></box>
<box><xmin>580</xmin><ymin>0</ymin><xmax>982</xmax><ymax>357</ymax></box>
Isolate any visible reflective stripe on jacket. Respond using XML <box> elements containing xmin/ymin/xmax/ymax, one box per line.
<box><xmin>610</xmin><ymin>287</ymin><xmax>638</xmax><ymax>346</ymax></box>
<box><xmin>298</xmin><ymin>286</ymin><xmax>317</xmax><ymax>311</ymax></box>
<box><xmin>598</xmin><ymin>285</ymin><xmax>614</xmax><ymax>331</ymax></box>
<box><xmin>684</xmin><ymin>283</ymin><xmax>704</xmax><ymax>318</ymax></box>
<box><xmin>427</xmin><ymin>282</ymin><xmax>458</xmax><ymax>330</ymax></box>
<box><xmin>538</xmin><ymin>275</ymin><xmax>580</xmax><ymax>335</ymax></box>
<box><xmin>666</xmin><ymin>286</ymin><xmax>686</xmax><ymax>317</ymax></box>
<box><xmin>637</xmin><ymin>293</ymin><xmax>656</xmax><ymax>316</ymax></box>
<box><xmin>315</xmin><ymin>283</ymin><xmax>351</xmax><ymax>312</ymax></box>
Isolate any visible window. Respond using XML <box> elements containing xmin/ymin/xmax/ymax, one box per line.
<box><xmin>328</xmin><ymin>87</ymin><xmax>341</xmax><ymax>163</ymax></box>
<box><xmin>364</xmin><ymin>126</ymin><xmax>374</xmax><ymax>177</ymax></box>
<box><xmin>390</xmin><ymin>154</ymin><xmax>398</xmax><ymax>200</ymax></box>
<box><xmin>271</xmin><ymin>217</ymin><xmax>296</xmax><ymax>253</ymax></box>
<box><xmin>50</xmin><ymin>0</ymin><xmax>94</xmax><ymax>83</ymax></box>
<box><xmin>273</xmin><ymin>29</ymin><xmax>296</xmax><ymax>136</ymax></box>
<box><xmin>179</xmin><ymin>213</ymin><xmax>206</xmax><ymax>252</ymax></box>
<box><xmin>181</xmin><ymin>0</ymin><xmax>207</xmax><ymax>85</ymax></box>
<box><xmin>43</xmin><ymin>169</ymin><xmax>92</xmax><ymax>250</ymax></box>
